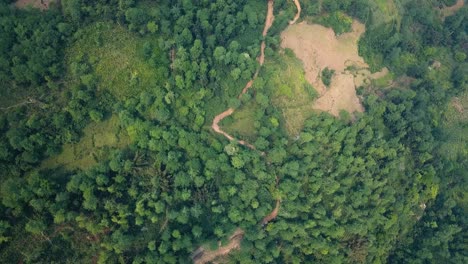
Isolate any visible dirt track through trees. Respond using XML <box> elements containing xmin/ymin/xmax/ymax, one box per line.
<box><xmin>289</xmin><ymin>0</ymin><xmax>302</xmax><ymax>25</ymax></box>
<box><xmin>192</xmin><ymin>229</ymin><xmax>244</xmax><ymax>264</ymax></box>
<box><xmin>15</xmin><ymin>0</ymin><xmax>53</xmax><ymax>10</ymax></box>
<box><xmin>441</xmin><ymin>0</ymin><xmax>465</xmax><ymax>18</ymax></box>
<box><xmin>197</xmin><ymin>1</ymin><xmax>300</xmax><ymax>262</ymax></box>
<box><xmin>211</xmin><ymin>0</ymin><xmax>274</xmax><ymax>150</ymax></box>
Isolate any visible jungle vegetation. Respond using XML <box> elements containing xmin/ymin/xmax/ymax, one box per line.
<box><xmin>0</xmin><ymin>0</ymin><xmax>466</xmax><ymax>263</ymax></box>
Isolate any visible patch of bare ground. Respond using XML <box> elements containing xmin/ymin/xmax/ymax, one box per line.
<box><xmin>15</xmin><ymin>0</ymin><xmax>55</xmax><ymax>10</ymax></box>
<box><xmin>191</xmin><ymin>229</ymin><xmax>244</xmax><ymax>264</ymax></box>
<box><xmin>451</xmin><ymin>97</ymin><xmax>465</xmax><ymax>114</ymax></box>
<box><xmin>440</xmin><ymin>0</ymin><xmax>465</xmax><ymax>19</ymax></box>
<box><xmin>280</xmin><ymin>20</ymin><xmax>389</xmax><ymax>116</ymax></box>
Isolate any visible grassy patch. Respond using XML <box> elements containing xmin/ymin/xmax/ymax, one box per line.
<box><xmin>41</xmin><ymin>115</ymin><xmax>130</xmax><ymax>170</ymax></box>
<box><xmin>264</xmin><ymin>51</ymin><xmax>318</xmax><ymax>136</ymax></box>
<box><xmin>373</xmin><ymin>71</ymin><xmax>394</xmax><ymax>88</ymax></box>
<box><xmin>223</xmin><ymin>50</ymin><xmax>318</xmax><ymax>138</ymax></box>
<box><xmin>223</xmin><ymin>100</ymin><xmax>259</xmax><ymax>141</ymax></box>
<box><xmin>67</xmin><ymin>22</ymin><xmax>168</xmax><ymax>100</ymax></box>
<box><xmin>439</xmin><ymin>91</ymin><xmax>468</xmax><ymax>160</ymax></box>
<box><xmin>371</xmin><ymin>0</ymin><xmax>400</xmax><ymax>27</ymax></box>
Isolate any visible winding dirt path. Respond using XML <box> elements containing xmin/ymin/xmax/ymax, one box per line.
<box><xmin>195</xmin><ymin>1</ymin><xmax>302</xmax><ymax>262</ymax></box>
<box><xmin>261</xmin><ymin>176</ymin><xmax>281</xmax><ymax>226</ymax></box>
<box><xmin>192</xmin><ymin>229</ymin><xmax>244</xmax><ymax>264</ymax></box>
<box><xmin>15</xmin><ymin>0</ymin><xmax>53</xmax><ymax>10</ymax></box>
<box><xmin>211</xmin><ymin>0</ymin><xmax>274</xmax><ymax>150</ymax></box>
<box><xmin>441</xmin><ymin>0</ymin><xmax>465</xmax><ymax>18</ymax></box>
<box><xmin>289</xmin><ymin>0</ymin><xmax>302</xmax><ymax>25</ymax></box>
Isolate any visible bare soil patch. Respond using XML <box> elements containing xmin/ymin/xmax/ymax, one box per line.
<box><xmin>15</xmin><ymin>0</ymin><xmax>54</xmax><ymax>10</ymax></box>
<box><xmin>192</xmin><ymin>229</ymin><xmax>244</xmax><ymax>264</ymax></box>
<box><xmin>451</xmin><ymin>97</ymin><xmax>465</xmax><ymax>114</ymax></box>
<box><xmin>261</xmin><ymin>175</ymin><xmax>281</xmax><ymax>226</ymax></box>
<box><xmin>440</xmin><ymin>0</ymin><xmax>465</xmax><ymax>18</ymax></box>
<box><xmin>280</xmin><ymin>20</ymin><xmax>388</xmax><ymax>116</ymax></box>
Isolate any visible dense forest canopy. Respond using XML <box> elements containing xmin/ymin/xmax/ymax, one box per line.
<box><xmin>0</xmin><ymin>0</ymin><xmax>466</xmax><ymax>263</ymax></box>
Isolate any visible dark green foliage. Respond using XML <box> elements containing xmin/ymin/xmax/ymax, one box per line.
<box><xmin>0</xmin><ymin>5</ymin><xmax>66</xmax><ymax>86</ymax></box>
<box><xmin>317</xmin><ymin>11</ymin><xmax>353</xmax><ymax>35</ymax></box>
<box><xmin>321</xmin><ymin>67</ymin><xmax>335</xmax><ymax>87</ymax></box>
<box><xmin>0</xmin><ymin>0</ymin><xmax>466</xmax><ymax>263</ymax></box>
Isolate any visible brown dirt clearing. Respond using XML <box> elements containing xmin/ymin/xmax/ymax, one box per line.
<box><xmin>192</xmin><ymin>229</ymin><xmax>244</xmax><ymax>264</ymax></box>
<box><xmin>440</xmin><ymin>0</ymin><xmax>465</xmax><ymax>18</ymax></box>
<box><xmin>203</xmin><ymin>1</ymin><xmax>286</xmax><ymax>262</ymax></box>
<box><xmin>15</xmin><ymin>0</ymin><xmax>54</xmax><ymax>10</ymax></box>
<box><xmin>281</xmin><ymin>20</ymin><xmax>388</xmax><ymax>116</ymax></box>
<box><xmin>451</xmin><ymin>97</ymin><xmax>465</xmax><ymax>114</ymax></box>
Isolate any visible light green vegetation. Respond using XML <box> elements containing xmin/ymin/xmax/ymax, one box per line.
<box><xmin>223</xmin><ymin>101</ymin><xmax>258</xmax><ymax>141</ymax></box>
<box><xmin>372</xmin><ymin>0</ymin><xmax>400</xmax><ymax>27</ymax></box>
<box><xmin>222</xmin><ymin>50</ymin><xmax>318</xmax><ymax>138</ymax></box>
<box><xmin>41</xmin><ymin>115</ymin><xmax>130</xmax><ymax>170</ymax></box>
<box><xmin>266</xmin><ymin>51</ymin><xmax>318</xmax><ymax>136</ymax></box>
<box><xmin>439</xmin><ymin>91</ymin><xmax>468</xmax><ymax>160</ymax></box>
<box><xmin>67</xmin><ymin>22</ymin><xmax>168</xmax><ymax>100</ymax></box>
<box><xmin>373</xmin><ymin>71</ymin><xmax>394</xmax><ymax>87</ymax></box>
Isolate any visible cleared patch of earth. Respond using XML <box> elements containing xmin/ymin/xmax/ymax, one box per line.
<box><xmin>451</xmin><ymin>97</ymin><xmax>465</xmax><ymax>114</ymax></box>
<box><xmin>41</xmin><ymin>115</ymin><xmax>130</xmax><ymax>170</ymax></box>
<box><xmin>439</xmin><ymin>92</ymin><xmax>468</xmax><ymax>160</ymax></box>
<box><xmin>281</xmin><ymin>20</ymin><xmax>388</xmax><ymax>116</ymax></box>
<box><xmin>440</xmin><ymin>0</ymin><xmax>465</xmax><ymax>18</ymax></box>
<box><xmin>15</xmin><ymin>0</ymin><xmax>54</xmax><ymax>10</ymax></box>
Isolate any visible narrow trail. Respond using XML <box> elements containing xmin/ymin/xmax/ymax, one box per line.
<box><xmin>0</xmin><ymin>97</ymin><xmax>46</xmax><ymax>111</ymax></box>
<box><xmin>192</xmin><ymin>229</ymin><xmax>244</xmax><ymax>264</ymax></box>
<box><xmin>261</xmin><ymin>199</ymin><xmax>281</xmax><ymax>226</ymax></box>
<box><xmin>289</xmin><ymin>0</ymin><xmax>302</xmax><ymax>25</ymax></box>
<box><xmin>211</xmin><ymin>0</ymin><xmax>274</xmax><ymax>150</ymax></box>
<box><xmin>260</xmin><ymin>176</ymin><xmax>281</xmax><ymax>226</ymax></box>
<box><xmin>193</xmin><ymin>1</ymin><xmax>301</xmax><ymax>263</ymax></box>
<box><xmin>441</xmin><ymin>0</ymin><xmax>465</xmax><ymax>18</ymax></box>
